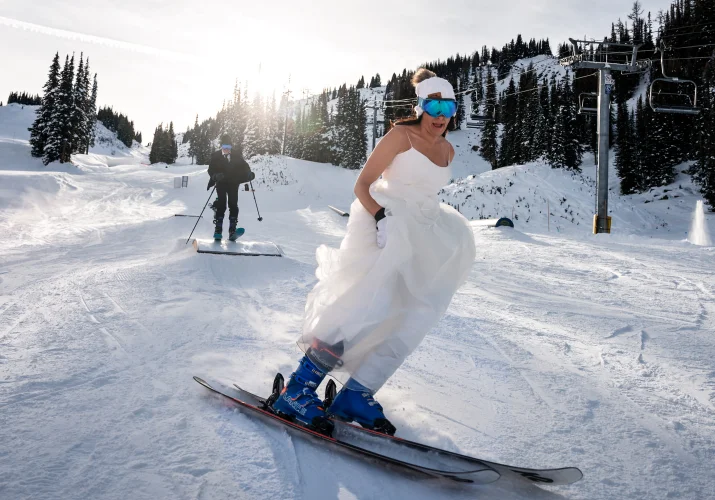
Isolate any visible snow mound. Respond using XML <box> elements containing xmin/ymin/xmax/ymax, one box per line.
<box><xmin>443</xmin><ymin>157</ymin><xmax>707</xmax><ymax>239</ymax></box>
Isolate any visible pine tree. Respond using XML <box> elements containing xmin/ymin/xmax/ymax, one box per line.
<box><xmin>289</xmin><ymin>107</ymin><xmax>305</xmax><ymax>159</ymax></box>
<box><xmin>168</xmin><ymin>122</ymin><xmax>178</xmax><ymax>163</ymax></box>
<box><xmin>44</xmin><ymin>54</ymin><xmax>75</xmax><ymax>164</ymax></box>
<box><xmin>194</xmin><ymin>120</ymin><xmax>213</xmax><ymax>165</ymax></box>
<box><xmin>84</xmin><ymin>69</ymin><xmax>98</xmax><ymax>153</ymax></box>
<box><xmin>70</xmin><ymin>54</ymin><xmax>88</xmax><ymax>155</ymax></box>
<box><xmin>633</xmin><ymin>98</ymin><xmax>647</xmax><ymax>190</ymax></box>
<box><xmin>188</xmin><ymin>115</ymin><xmax>199</xmax><ymax>163</ymax></box>
<box><xmin>516</xmin><ymin>64</ymin><xmax>539</xmax><ymax>163</ymax></box>
<box><xmin>315</xmin><ymin>92</ymin><xmax>332</xmax><ymax>162</ymax></box>
<box><xmin>560</xmin><ymin>76</ymin><xmax>583</xmax><ymax>171</ymax></box>
<box><xmin>149</xmin><ymin>125</ymin><xmax>162</xmax><ymax>164</ymax></box>
<box><xmin>265</xmin><ymin>92</ymin><xmax>282</xmax><ymax>155</ymax></box>
<box><xmin>455</xmin><ymin>78</ymin><xmax>465</xmax><ymax>130</ymax></box>
<box><xmin>333</xmin><ymin>87</ymin><xmax>367</xmax><ymax>168</ymax></box>
<box><xmin>225</xmin><ymin>81</ymin><xmax>247</xmax><ymax>153</ymax></box>
<box><xmin>116</xmin><ymin>116</ymin><xmax>135</xmax><ymax>147</ymax></box>
<box><xmin>480</xmin><ymin>69</ymin><xmax>498</xmax><ymax>169</ymax></box>
<box><xmin>29</xmin><ymin>52</ymin><xmax>61</xmax><ymax>159</ymax></box>
<box><xmin>547</xmin><ymin>78</ymin><xmax>569</xmax><ymax>169</ymax></box>
<box><xmin>695</xmin><ymin>56</ymin><xmax>715</xmax><ymax>207</ymax></box>
<box><xmin>533</xmin><ymin>78</ymin><xmax>551</xmax><ymax>159</ymax></box>
<box><xmin>498</xmin><ymin>79</ymin><xmax>518</xmax><ymax>167</ymax></box>
<box><xmin>8</xmin><ymin>92</ymin><xmax>41</xmax><ymax>105</ymax></box>
<box><xmin>149</xmin><ymin>123</ymin><xmax>176</xmax><ymax>164</ymax></box>
<box><xmin>277</xmin><ymin>92</ymin><xmax>292</xmax><ymax>155</ymax></box>
<box><xmin>352</xmin><ymin>89</ymin><xmax>368</xmax><ymax>168</ymax></box>
<box><xmin>243</xmin><ymin>93</ymin><xmax>265</xmax><ymax>158</ymax></box>
<box><xmin>615</xmin><ymin>99</ymin><xmax>637</xmax><ymax>194</ymax></box>
<box><xmin>627</xmin><ymin>1</ymin><xmax>645</xmax><ymax>45</ymax></box>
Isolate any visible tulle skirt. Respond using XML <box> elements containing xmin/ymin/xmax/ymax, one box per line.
<box><xmin>298</xmin><ymin>179</ymin><xmax>476</xmax><ymax>392</ymax></box>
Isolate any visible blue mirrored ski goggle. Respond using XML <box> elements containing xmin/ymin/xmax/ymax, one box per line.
<box><xmin>221</xmin><ymin>144</ymin><xmax>232</xmax><ymax>150</ymax></box>
<box><xmin>418</xmin><ymin>97</ymin><xmax>457</xmax><ymax>118</ymax></box>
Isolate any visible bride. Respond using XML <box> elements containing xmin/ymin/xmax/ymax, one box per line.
<box><xmin>272</xmin><ymin>68</ymin><xmax>477</xmax><ymax>436</ymax></box>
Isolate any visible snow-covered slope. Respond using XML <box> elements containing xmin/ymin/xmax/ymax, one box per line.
<box><xmin>1</xmin><ymin>99</ymin><xmax>715</xmax><ymax>500</ymax></box>
<box><xmin>440</xmin><ymin>156</ymin><xmax>707</xmax><ymax>238</ymax></box>
<box><xmin>0</xmin><ymin>103</ymin><xmax>149</xmax><ymax>168</ymax></box>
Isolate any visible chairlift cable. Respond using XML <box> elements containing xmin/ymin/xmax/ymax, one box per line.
<box><xmin>380</xmin><ymin>56</ymin><xmax>552</xmax><ymax>104</ymax></box>
<box><xmin>658</xmin><ymin>20</ymin><xmax>715</xmax><ymax>32</ymax></box>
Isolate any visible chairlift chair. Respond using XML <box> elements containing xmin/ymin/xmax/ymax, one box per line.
<box><xmin>578</xmin><ymin>93</ymin><xmax>598</xmax><ymax>115</ymax></box>
<box><xmin>466</xmin><ymin>113</ymin><xmax>493</xmax><ymax>129</ymax></box>
<box><xmin>648</xmin><ymin>42</ymin><xmax>700</xmax><ymax>116</ymax></box>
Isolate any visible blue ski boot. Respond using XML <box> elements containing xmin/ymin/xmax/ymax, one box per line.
<box><xmin>271</xmin><ymin>356</ymin><xmax>333</xmax><ymax>435</ymax></box>
<box><xmin>213</xmin><ymin>216</ymin><xmax>223</xmax><ymax>241</ymax></box>
<box><xmin>327</xmin><ymin>379</ymin><xmax>396</xmax><ymax>435</ymax></box>
<box><xmin>228</xmin><ymin>217</ymin><xmax>244</xmax><ymax>241</ymax></box>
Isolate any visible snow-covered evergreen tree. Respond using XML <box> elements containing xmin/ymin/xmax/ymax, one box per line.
<box><xmin>615</xmin><ymin>99</ymin><xmax>637</xmax><ymax>194</ymax></box>
<box><xmin>70</xmin><ymin>54</ymin><xmax>88</xmax><ymax>155</ymax></box>
<box><xmin>266</xmin><ymin>93</ymin><xmax>282</xmax><ymax>155</ymax></box>
<box><xmin>333</xmin><ymin>87</ymin><xmax>367</xmax><ymax>169</ymax></box>
<box><xmin>43</xmin><ymin>54</ymin><xmax>75</xmax><ymax>164</ymax></box>
<box><xmin>694</xmin><ymin>56</ymin><xmax>715</xmax><ymax>208</ymax></box>
<box><xmin>149</xmin><ymin>124</ymin><xmax>163</xmax><ymax>164</ymax></box>
<box><xmin>560</xmin><ymin>76</ymin><xmax>582</xmax><ymax>171</ymax></box>
<box><xmin>479</xmin><ymin>69</ymin><xmax>498</xmax><ymax>169</ymax></box>
<box><xmin>224</xmin><ymin>82</ymin><xmax>247</xmax><ymax>154</ymax></box>
<box><xmin>168</xmin><ymin>122</ymin><xmax>178</xmax><ymax>163</ymax></box>
<box><xmin>533</xmin><ymin>79</ymin><xmax>551</xmax><ymax>160</ymax></box>
<box><xmin>498</xmin><ymin>79</ymin><xmax>518</xmax><ymax>167</ymax></box>
<box><xmin>84</xmin><ymin>67</ymin><xmax>98</xmax><ymax>153</ymax></box>
<box><xmin>29</xmin><ymin>52</ymin><xmax>61</xmax><ymax>159</ymax></box>
<box><xmin>243</xmin><ymin>93</ymin><xmax>265</xmax><ymax>158</ymax></box>
<box><xmin>148</xmin><ymin>123</ymin><xmax>176</xmax><ymax>164</ymax></box>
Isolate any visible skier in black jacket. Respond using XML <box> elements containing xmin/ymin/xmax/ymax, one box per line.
<box><xmin>207</xmin><ymin>134</ymin><xmax>255</xmax><ymax>240</ymax></box>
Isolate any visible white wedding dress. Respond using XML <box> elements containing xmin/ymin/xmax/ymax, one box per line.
<box><xmin>299</xmin><ymin>137</ymin><xmax>477</xmax><ymax>392</ymax></box>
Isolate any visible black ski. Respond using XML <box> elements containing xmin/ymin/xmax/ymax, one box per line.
<box><xmin>194</xmin><ymin>376</ymin><xmax>500</xmax><ymax>485</ymax></box>
<box><xmin>319</xmin><ymin>379</ymin><xmax>583</xmax><ymax>486</ymax></box>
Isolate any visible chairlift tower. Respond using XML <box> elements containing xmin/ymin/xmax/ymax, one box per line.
<box><xmin>560</xmin><ymin>38</ymin><xmax>650</xmax><ymax>234</ymax></box>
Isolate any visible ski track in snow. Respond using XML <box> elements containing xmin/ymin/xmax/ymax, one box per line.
<box><xmin>1</xmin><ymin>104</ymin><xmax>715</xmax><ymax>499</ymax></box>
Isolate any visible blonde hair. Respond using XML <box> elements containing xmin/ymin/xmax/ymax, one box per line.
<box><xmin>411</xmin><ymin>68</ymin><xmax>436</xmax><ymax>87</ymax></box>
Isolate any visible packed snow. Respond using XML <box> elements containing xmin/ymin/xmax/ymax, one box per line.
<box><xmin>1</xmin><ymin>103</ymin><xmax>714</xmax><ymax>499</ymax></box>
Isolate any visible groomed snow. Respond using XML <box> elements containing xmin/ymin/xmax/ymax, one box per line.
<box><xmin>1</xmin><ymin>103</ymin><xmax>714</xmax><ymax>499</ymax></box>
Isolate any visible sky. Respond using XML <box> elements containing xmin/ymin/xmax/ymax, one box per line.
<box><xmin>0</xmin><ymin>0</ymin><xmax>676</xmax><ymax>139</ymax></box>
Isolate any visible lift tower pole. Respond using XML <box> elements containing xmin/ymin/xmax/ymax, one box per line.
<box><xmin>560</xmin><ymin>39</ymin><xmax>648</xmax><ymax>234</ymax></box>
<box><xmin>281</xmin><ymin>76</ymin><xmax>292</xmax><ymax>156</ymax></box>
<box><xmin>596</xmin><ymin>67</ymin><xmax>611</xmax><ymax>234</ymax></box>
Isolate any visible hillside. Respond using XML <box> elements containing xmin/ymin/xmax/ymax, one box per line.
<box><xmin>0</xmin><ymin>103</ymin><xmax>149</xmax><ymax>168</ymax></box>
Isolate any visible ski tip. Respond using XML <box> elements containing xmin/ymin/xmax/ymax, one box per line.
<box><xmin>193</xmin><ymin>376</ymin><xmax>211</xmax><ymax>389</ymax></box>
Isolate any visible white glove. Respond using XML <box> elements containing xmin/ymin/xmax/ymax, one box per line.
<box><xmin>376</xmin><ymin>217</ymin><xmax>388</xmax><ymax>248</ymax></box>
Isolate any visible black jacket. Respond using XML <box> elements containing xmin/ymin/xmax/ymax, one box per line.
<box><xmin>207</xmin><ymin>149</ymin><xmax>254</xmax><ymax>189</ymax></box>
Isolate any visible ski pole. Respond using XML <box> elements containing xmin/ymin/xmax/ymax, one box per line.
<box><xmin>249</xmin><ymin>181</ymin><xmax>263</xmax><ymax>221</ymax></box>
<box><xmin>185</xmin><ymin>186</ymin><xmax>215</xmax><ymax>245</ymax></box>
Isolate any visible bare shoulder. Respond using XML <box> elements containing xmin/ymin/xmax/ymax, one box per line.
<box><xmin>381</xmin><ymin>125</ymin><xmax>412</xmax><ymax>153</ymax></box>
<box><xmin>441</xmin><ymin>137</ymin><xmax>455</xmax><ymax>162</ymax></box>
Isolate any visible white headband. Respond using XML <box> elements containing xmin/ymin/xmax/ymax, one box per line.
<box><xmin>414</xmin><ymin>76</ymin><xmax>456</xmax><ymax>117</ymax></box>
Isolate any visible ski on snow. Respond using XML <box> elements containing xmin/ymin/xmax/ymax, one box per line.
<box><xmin>194</xmin><ymin>375</ymin><xmax>583</xmax><ymax>486</ymax></box>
